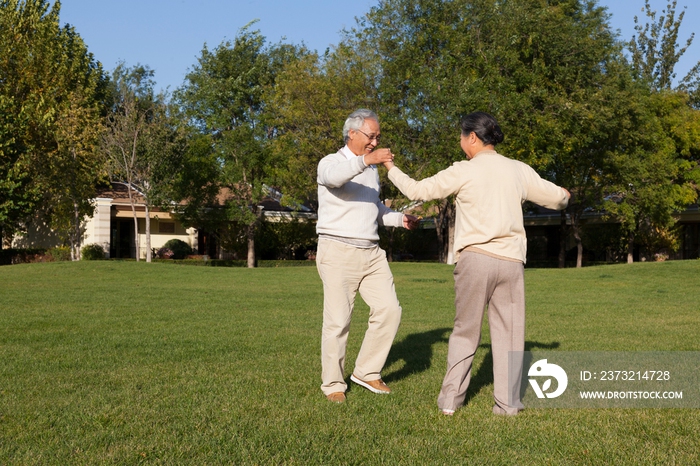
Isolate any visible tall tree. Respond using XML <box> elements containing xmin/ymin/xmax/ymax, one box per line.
<box><xmin>164</xmin><ymin>128</ymin><xmax>221</xmax><ymax>253</ymax></box>
<box><xmin>602</xmin><ymin>90</ymin><xmax>700</xmax><ymax>262</ymax></box>
<box><xmin>50</xmin><ymin>89</ymin><xmax>104</xmax><ymax>260</ymax></box>
<box><xmin>46</xmin><ymin>23</ymin><xmax>106</xmax><ymax>260</ymax></box>
<box><xmin>267</xmin><ymin>43</ymin><xmax>380</xmax><ymax>207</ymax></box>
<box><xmin>175</xmin><ymin>25</ymin><xmax>295</xmax><ymax>267</ymax></box>
<box><xmin>101</xmin><ymin>63</ymin><xmax>177</xmax><ymax>262</ymax></box>
<box><xmin>355</xmin><ymin>0</ymin><xmax>622</xmax><ymax>265</ymax></box>
<box><xmin>0</xmin><ymin>0</ymin><xmax>105</xmax><ymax>248</ymax></box>
<box><xmin>547</xmin><ymin>63</ymin><xmax>645</xmax><ymax>267</ymax></box>
<box><xmin>612</xmin><ymin>0</ymin><xmax>700</xmax><ymax>261</ymax></box>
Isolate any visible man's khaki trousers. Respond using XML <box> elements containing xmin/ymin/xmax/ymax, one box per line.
<box><xmin>437</xmin><ymin>251</ymin><xmax>526</xmax><ymax>415</ymax></box>
<box><xmin>316</xmin><ymin>238</ymin><xmax>402</xmax><ymax>396</ymax></box>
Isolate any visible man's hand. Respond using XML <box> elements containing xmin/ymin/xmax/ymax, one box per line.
<box><xmin>403</xmin><ymin>214</ymin><xmax>421</xmax><ymax>230</ymax></box>
<box><xmin>364</xmin><ymin>148</ymin><xmax>394</xmax><ymax>166</ymax></box>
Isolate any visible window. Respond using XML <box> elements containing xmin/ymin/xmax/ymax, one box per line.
<box><xmin>159</xmin><ymin>222</ymin><xmax>175</xmax><ymax>234</ymax></box>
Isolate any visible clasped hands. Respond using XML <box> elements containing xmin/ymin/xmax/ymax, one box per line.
<box><xmin>365</xmin><ymin>148</ymin><xmax>396</xmax><ymax>170</ymax></box>
<box><xmin>366</xmin><ymin>148</ymin><xmax>419</xmax><ymax>230</ymax></box>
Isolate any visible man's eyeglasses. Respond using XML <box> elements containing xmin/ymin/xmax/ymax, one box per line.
<box><xmin>355</xmin><ymin>129</ymin><xmax>381</xmax><ymax>142</ymax></box>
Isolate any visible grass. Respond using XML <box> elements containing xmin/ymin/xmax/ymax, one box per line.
<box><xmin>1</xmin><ymin>260</ymin><xmax>699</xmax><ymax>465</ymax></box>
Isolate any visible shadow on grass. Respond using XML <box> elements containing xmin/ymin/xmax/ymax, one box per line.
<box><xmin>382</xmin><ymin>327</ymin><xmax>452</xmax><ymax>383</ymax></box>
<box><xmin>346</xmin><ymin>327</ymin><xmax>559</xmax><ymax>399</ymax></box>
<box><xmin>463</xmin><ymin>340</ymin><xmax>560</xmax><ymax>404</ymax></box>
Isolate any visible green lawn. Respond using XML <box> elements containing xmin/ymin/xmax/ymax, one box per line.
<box><xmin>1</xmin><ymin>260</ymin><xmax>699</xmax><ymax>465</ymax></box>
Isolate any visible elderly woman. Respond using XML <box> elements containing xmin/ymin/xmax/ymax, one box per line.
<box><xmin>383</xmin><ymin>112</ymin><xmax>570</xmax><ymax>415</ymax></box>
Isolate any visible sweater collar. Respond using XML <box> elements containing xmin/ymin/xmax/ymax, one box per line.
<box><xmin>341</xmin><ymin>145</ymin><xmax>359</xmax><ymax>160</ymax></box>
<box><xmin>470</xmin><ymin>149</ymin><xmax>498</xmax><ymax>159</ymax></box>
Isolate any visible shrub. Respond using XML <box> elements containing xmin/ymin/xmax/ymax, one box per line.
<box><xmin>156</xmin><ymin>247</ymin><xmax>174</xmax><ymax>259</ymax></box>
<box><xmin>162</xmin><ymin>239</ymin><xmax>192</xmax><ymax>260</ymax></box>
<box><xmin>81</xmin><ymin>244</ymin><xmax>105</xmax><ymax>260</ymax></box>
<box><xmin>46</xmin><ymin>247</ymin><xmax>72</xmax><ymax>262</ymax></box>
<box><xmin>0</xmin><ymin>248</ymin><xmax>47</xmax><ymax>265</ymax></box>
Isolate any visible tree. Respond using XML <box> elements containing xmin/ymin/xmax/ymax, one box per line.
<box><xmin>50</xmin><ymin>90</ymin><xmax>104</xmax><ymax>260</ymax></box>
<box><xmin>629</xmin><ymin>0</ymin><xmax>700</xmax><ymax>94</ymax></box>
<box><xmin>0</xmin><ymin>0</ymin><xmax>106</xmax><ymax>248</ymax></box>
<box><xmin>267</xmin><ymin>43</ymin><xmax>381</xmax><ymax>207</ymax></box>
<box><xmin>539</xmin><ymin>50</ymin><xmax>662</xmax><ymax>268</ymax></box>
<box><xmin>101</xmin><ymin>63</ymin><xmax>181</xmax><ymax>262</ymax></box>
<box><xmin>354</xmin><ymin>0</ymin><xmax>623</xmax><ymax>265</ymax></box>
<box><xmin>602</xmin><ymin>90</ymin><xmax>699</xmax><ymax>262</ymax></box>
<box><xmin>175</xmin><ymin>25</ymin><xmax>297</xmax><ymax>267</ymax></box>
<box><xmin>356</xmin><ymin>0</ymin><xmax>469</xmax><ymax>263</ymax></box>
<box><xmin>610</xmin><ymin>0</ymin><xmax>700</xmax><ymax>262</ymax></box>
<box><xmin>44</xmin><ymin>22</ymin><xmax>106</xmax><ymax>260</ymax></box>
<box><xmin>165</xmin><ymin>128</ymin><xmax>221</xmax><ymax>252</ymax></box>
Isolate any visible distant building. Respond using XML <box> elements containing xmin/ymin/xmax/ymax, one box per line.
<box><xmin>12</xmin><ymin>183</ymin><xmax>197</xmax><ymax>259</ymax></box>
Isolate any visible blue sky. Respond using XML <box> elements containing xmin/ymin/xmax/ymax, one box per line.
<box><xmin>54</xmin><ymin>0</ymin><xmax>700</xmax><ymax>93</ymax></box>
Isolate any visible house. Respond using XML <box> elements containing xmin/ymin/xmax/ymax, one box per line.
<box><xmin>11</xmin><ymin>183</ymin><xmax>197</xmax><ymax>259</ymax></box>
<box><xmin>91</xmin><ymin>184</ymin><xmax>197</xmax><ymax>259</ymax></box>
<box><xmin>11</xmin><ymin>183</ymin><xmax>318</xmax><ymax>260</ymax></box>
<box><xmin>522</xmin><ymin>203</ymin><xmax>700</xmax><ymax>263</ymax></box>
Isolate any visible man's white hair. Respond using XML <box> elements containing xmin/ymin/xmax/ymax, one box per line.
<box><xmin>343</xmin><ymin>109</ymin><xmax>378</xmax><ymax>142</ymax></box>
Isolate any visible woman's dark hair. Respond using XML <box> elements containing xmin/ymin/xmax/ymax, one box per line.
<box><xmin>460</xmin><ymin>112</ymin><xmax>504</xmax><ymax>146</ymax></box>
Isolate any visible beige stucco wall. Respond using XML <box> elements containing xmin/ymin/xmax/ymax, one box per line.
<box><xmin>83</xmin><ymin>198</ymin><xmax>113</xmax><ymax>257</ymax></box>
<box><xmin>136</xmin><ymin>217</ymin><xmax>197</xmax><ymax>259</ymax></box>
<box><xmin>11</xmin><ymin>197</ymin><xmax>198</xmax><ymax>260</ymax></box>
<box><xmin>10</xmin><ymin>217</ymin><xmax>62</xmax><ymax>249</ymax></box>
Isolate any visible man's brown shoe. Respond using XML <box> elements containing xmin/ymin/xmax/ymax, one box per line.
<box><xmin>326</xmin><ymin>392</ymin><xmax>346</xmax><ymax>403</ymax></box>
<box><xmin>350</xmin><ymin>375</ymin><xmax>391</xmax><ymax>394</ymax></box>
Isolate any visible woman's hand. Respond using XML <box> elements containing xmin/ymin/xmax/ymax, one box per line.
<box><xmin>403</xmin><ymin>214</ymin><xmax>421</xmax><ymax>230</ymax></box>
<box><xmin>364</xmin><ymin>148</ymin><xmax>394</xmax><ymax>166</ymax></box>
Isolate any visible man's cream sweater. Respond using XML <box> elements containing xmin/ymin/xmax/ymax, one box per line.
<box><xmin>317</xmin><ymin>147</ymin><xmax>404</xmax><ymax>243</ymax></box>
<box><xmin>388</xmin><ymin>150</ymin><xmax>569</xmax><ymax>263</ymax></box>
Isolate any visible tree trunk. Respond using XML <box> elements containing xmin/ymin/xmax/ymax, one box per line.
<box><xmin>387</xmin><ymin>228</ymin><xmax>394</xmax><ymax>263</ymax></box>
<box><xmin>145</xmin><ymin>204</ymin><xmax>152</xmax><ymax>263</ymax></box>
<box><xmin>71</xmin><ymin>200</ymin><xmax>81</xmax><ymax>261</ymax></box>
<box><xmin>577</xmin><ymin>239</ymin><xmax>583</xmax><ymax>268</ymax></box>
<box><xmin>572</xmin><ymin>221</ymin><xmax>583</xmax><ymax>268</ymax></box>
<box><xmin>446</xmin><ymin>204</ymin><xmax>456</xmax><ymax>265</ymax></box>
<box><xmin>435</xmin><ymin>199</ymin><xmax>455</xmax><ymax>264</ymax></box>
<box><xmin>558</xmin><ymin>211</ymin><xmax>567</xmax><ymax>268</ymax></box>
<box><xmin>125</xmin><ymin>184</ymin><xmax>140</xmax><ymax>261</ymax></box>
<box><xmin>247</xmin><ymin>223</ymin><xmax>256</xmax><ymax>268</ymax></box>
<box><xmin>627</xmin><ymin>232</ymin><xmax>634</xmax><ymax>263</ymax></box>
<box><xmin>434</xmin><ymin>216</ymin><xmax>446</xmax><ymax>264</ymax></box>
<box><xmin>132</xmin><ymin>214</ymin><xmax>140</xmax><ymax>261</ymax></box>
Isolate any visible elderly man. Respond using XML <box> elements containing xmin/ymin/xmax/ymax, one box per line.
<box><xmin>316</xmin><ymin>108</ymin><xmax>419</xmax><ymax>403</ymax></box>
